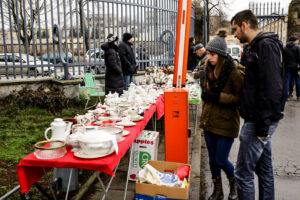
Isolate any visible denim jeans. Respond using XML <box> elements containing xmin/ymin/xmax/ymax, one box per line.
<box><xmin>285</xmin><ymin>67</ymin><xmax>300</xmax><ymax>99</ymax></box>
<box><xmin>204</xmin><ymin>130</ymin><xmax>235</xmax><ymax>178</ymax></box>
<box><xmin>235</xmin><ymin>121</ymin><xmax>279</xmax><ymax>200</ymax></box>
<box><xmin>124</xmin><ymin>75</ymin><xmax>133</xmax><ymax>90</ymax></box>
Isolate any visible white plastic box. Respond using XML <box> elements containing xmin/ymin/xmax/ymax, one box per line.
<box><xmin>128</xmin><ymin>130</ymin><xmax>159</xmax><ymax>181</ymax></box>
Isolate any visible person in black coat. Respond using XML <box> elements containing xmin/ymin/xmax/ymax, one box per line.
<box><xmin>118</xmin><ymin>33</ymin><xmax>137</xmax><ymax>90</ymax></box>
<box><xmin>283</xmin><ymin>36</ymin><xmax>300</xmax><ymax>101</ymax></box>
<box><xmin>101</xmin><ymin>34</ymin><xmax>124</xmax><ymax>95</ymax></box>
<box><xmin>231</xmin><ymin>10</ymin><xmax>285</xmax><ymax>200</ymax></box>
<box><xmin>187</xmin><ymin>37</ymin><xmax>198</xmax><ymax>71</ymax></box>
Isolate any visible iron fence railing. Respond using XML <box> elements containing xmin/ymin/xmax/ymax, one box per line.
<box><xmin>0</xmin><ymin>0</ymin><xmax>195</xmax><ymax>80</ymax></box>
<box><xmin>249</xmin><ymin>2</ymin><xmax>287</xmax><ymax>43</ymax></box>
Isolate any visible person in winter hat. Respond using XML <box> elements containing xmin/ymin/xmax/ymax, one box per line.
<box><xmin>206</xmin><ymin>30</ymin><xmax>228</xmax><ymax>57</ymax></box>
<box><xmin>101</xmin><ymin>34</ymin><xmax>124</xmax><ymax>95</ymax></box>
<box><xmin>200</xmin><ymin>29</ymin><xmax>244</xmax><ymax>200</ymax></box>
<box><xmin>283</xmin><ymin>36</ymin><xmax>300</xmax><ymax>101</ymax></box>
<box><xmin>231</xmin><ymin>9</ymin><xmax>285</xmax><ymax>200</ymax></box>
<box><xmin>119</xmin><ymin>33</ymin><xmax>137</xmax><ymax>89</ymax></box>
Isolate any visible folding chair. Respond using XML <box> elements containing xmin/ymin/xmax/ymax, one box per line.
<box><xmin>83</xmin><ymin>73</ymin><xmax>105</xmax><ymax>109</ymax></box>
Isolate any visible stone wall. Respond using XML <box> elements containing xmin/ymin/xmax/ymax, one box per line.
<box><xmin>288</xmin><ymin>0</ymin><xmax>300</xmax><ymax>39</ymax></box>
<box><xmin>0</xmin><ymin>71</ymin><xmax>146</xmax><ymax>99</ymax></box>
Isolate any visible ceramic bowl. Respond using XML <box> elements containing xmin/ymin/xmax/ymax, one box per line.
<box><xmin>97</xmin><ymin>126</ymin><xmax>123</xmax><ymax>142</ymax></box>
<box><xmin>78</xmin><ymin>132</ymin><xmax>115</xmax><ymax>156</ymax></box>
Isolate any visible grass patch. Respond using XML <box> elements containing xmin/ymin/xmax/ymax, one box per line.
<box><xmin>0</xmin><ymin>95</ymin><xmax>99</xmax><ymax>197</ymax></box>
<box><xmin>0</xmin><ymin>105</ymin><xmax>86</xmax><ymax>164</ymax></box>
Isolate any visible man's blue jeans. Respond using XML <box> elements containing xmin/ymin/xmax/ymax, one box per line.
<box><xmin>235</xmin><ymin>121</ymin><xmax>279</xmax><ymax>200</ymax></box>
<box><xmin>124</xmin><ymin>75</ymin><xmax>133</xmax><ymax>90</ymax></box>
<box><xmin>204</xmin><ymin>130</ymin><xmax>235</xmax><ymax>178</ymax></box>
<box><xmin>285</xmin><ymin>67</ymin><xmax>300</xmax><ymax>99</ymax></box>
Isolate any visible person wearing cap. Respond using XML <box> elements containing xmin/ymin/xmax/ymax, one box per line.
<box><xmin>118</xmin><ymin>33</ymin><xmax>137</xmax><ymax>90</ymax></box>
<box><xmin>199</xmin><ymin>30</ymin><xmax>244</xmax><ymax>200</ymax></box>
<box><xmin>191</xmin><ymin>43</ymin><xmax>207</xmax><ymax>88</ymax></box>
<box><xmin>101</xmin><ymin>34</ymin><xmax>124</xmax><ymax>95</ymax></box>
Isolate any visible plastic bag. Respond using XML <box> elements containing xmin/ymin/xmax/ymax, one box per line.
<box><xmin>175</xmin><ymin>165</ymin><xmax>190</xmax><ymax>180</ymax></box>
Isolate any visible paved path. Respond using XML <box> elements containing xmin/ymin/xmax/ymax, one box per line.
<box><xmin>202</xmin><ymin>99</ymin><xmax>300</xmax><ymax>200</ymax></box>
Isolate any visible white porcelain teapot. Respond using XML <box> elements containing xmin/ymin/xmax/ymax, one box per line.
<box><xmin>44</xmin><ymin>118</ymin><xmax>72</xmax><ymax>141</ymax></box>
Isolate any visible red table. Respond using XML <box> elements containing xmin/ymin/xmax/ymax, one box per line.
<box><xmin>17</xmin><ymin>95</ymin><xmax>165</xmax><ymax>194</ymax></box>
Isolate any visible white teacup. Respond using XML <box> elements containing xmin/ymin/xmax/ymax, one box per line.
<box><xmin>72</xmin><ymin>124</ymin><xmax>86</xmax><ymax>134</ymax></box>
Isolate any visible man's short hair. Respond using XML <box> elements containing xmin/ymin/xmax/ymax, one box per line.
<box><xmin>288</xmin><ymin>36</ymin><xmax>298</xmax><ymax>42</ymax></box>
<box><xmin>231</xmin><ymin>10</ymin><xmax>258</xmax><ymax>30</ymax></box>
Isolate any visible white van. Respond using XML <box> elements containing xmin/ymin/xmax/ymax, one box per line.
<box><xmin>227</xmin><ymin>44</ymin><xmax>242</xmax><ymax>63</ymax></box>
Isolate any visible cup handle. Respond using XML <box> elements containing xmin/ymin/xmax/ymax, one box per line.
<box><xmin>44</xmin><ymin>127</ymin><xmax>52</xmax><ymax>140</ymax></box>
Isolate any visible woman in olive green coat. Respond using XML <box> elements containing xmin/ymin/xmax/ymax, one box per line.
<box><xmin>199</xmin><ymin>30</ymin><xmax>244</xmax><ymax>200</ymax></box>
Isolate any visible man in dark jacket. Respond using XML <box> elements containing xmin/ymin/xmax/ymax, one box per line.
<box><xmin>118</xmin><ymin>33</ymin><xmax>137</xmax><ymax>90</ymax></box>
<box><xmin>231</xmin><ymin>10</ymin><xmax>285</xmax><ymax>200</ymax></box>
<box><xmin>283</xmin><ymin>36</ymin><xmax>300</xmax><ymax>101</ymax></box>
<box><xmin>101</xmin><ymin>34</ymin><xmax>124</xmax><ymax>95</ymax></box>
<box><xmin>192</xmin><ymin>43</ymin><xmax>207</xmax><ymax>89</ymax></box>
<box><xmin>187</xmin><ymin>37</ymin><xmax>198</xmax><ymax>71</ymax></box>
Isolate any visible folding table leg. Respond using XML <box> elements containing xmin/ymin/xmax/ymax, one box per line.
<box><xmin>43</xmin><ymin>168</ymin><xmax>57</xmax><ymax>200</ymax></box>
<box><xmin>154</xmin><ymin>112</ymin><xmax>157</xmax><ymax>131</ymax></box>
<box><xmin>152</xmin><ymin>115</ymin><xmax>155</xmax><ymax>130</ymax></box>
<box><xmin>101</xmin><ymin>162</ymin><xmax>120</xmax><ymax>200</ymax></box>
<box><xmin>64</xmin><ymin>168</ymin><xmax>73</xmax><ymax>200</ymax></box>
<box><xmin>97</xmin><ymin>174</ymin><xmax>111</xmax><ymax>200</ymax></box>
<box><xmin>124</xmin><ymin>145</ymin><xmax>133</xmax><ymax>200</ymax></box>
<box><xmin>192</xmin><ymin>105</ymin><xmax>199</xmax><ymax>137</ymax></box>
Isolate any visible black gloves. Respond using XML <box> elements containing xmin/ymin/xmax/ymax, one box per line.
<box><xmin>255</xmin><ymin>122</ymin><xmax>269</xmax><ymax>137</ymax></box>
<box><xmin>201</xmin><ymin>91</ymin><xmax>220</xmax><ymax>103</ymax></box>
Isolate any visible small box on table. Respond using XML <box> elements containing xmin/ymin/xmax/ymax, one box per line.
<box><xmin>129</xmin><ymin>130</ymin><xmax>159</xmax><ymax>181</ymax></box>
<box><xmin>135</xmin><ymin>160</ymin><xmax>191</xmax><ymax>200</ymax></box>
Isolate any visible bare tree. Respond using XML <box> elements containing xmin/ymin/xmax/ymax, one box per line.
<box><xmin>193</xmin><ymin>1</ymin><xmax>204</xmax><ymax>43</ymax></box>
<box><xmin>1</xmin><ymin>0</ymin><xmax>55</xmax><ymax>52</ymax></box>
<box><xmin>79</xmin><ymin>0</ymin><xmax>90</xmax><ymax>52</ymax></box>
<box><xmin>209</xmin><ymin>9</ymin><xmax>228</xmax><ymax>35</ymax></box>
<box><xmin>197</xmin><ymin>0</ymin><xmax>229</xmax><ymax>39</ymax></box>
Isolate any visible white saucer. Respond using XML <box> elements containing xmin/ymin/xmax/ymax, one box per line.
<box><xmin>131</xmin><ymin>116</ymin><xmax>144</xmax><ymax>122</ymax></box>
<box><xmin>74</xmin><ymin>147</ymin><xmax>115</xmax><ymax>159</ymax></box>
<box><xmin>122</xmin><ymin>130</ymin><xmax>130</xmax><ymax>136</ymax></box>
<box><xmin>116</xmin><ymin>121</ymin><xmax>136</xmax><ymax>127</ymax></box>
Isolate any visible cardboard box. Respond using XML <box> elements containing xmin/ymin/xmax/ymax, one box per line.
<box><xmin>135</xmin><ymin>160</ymin><xmax>191</xmax><ymax>200</ymax></box>
<box><xmin>129</xmin><ymin>130</ymin><xmax>159</xmax><ymax>181</ymax></box>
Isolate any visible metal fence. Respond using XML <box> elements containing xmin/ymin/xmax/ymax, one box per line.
<box><xmin>249</xmin><ymin>2</ymin><xmax>287</xmax><ymax>43</ymax></box>
<box><xmin>0</xmin><ymin>0</ymin><xmax>195</xmax><ymax>80</ymax></box>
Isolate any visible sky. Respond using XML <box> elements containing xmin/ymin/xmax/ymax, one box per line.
<box><xmin>223</xmin><ymin>0</ymin><xmax>292</xmax><ymax>20</ymax></box>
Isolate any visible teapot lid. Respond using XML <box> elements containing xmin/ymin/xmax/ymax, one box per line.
<box><xmin>54</xmin><ymin>118</ymin><xmax>63</xmax><ymax>122</ymax></box>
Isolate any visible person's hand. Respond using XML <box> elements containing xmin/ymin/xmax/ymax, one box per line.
<box><xmin>201</xmin><ymin>91</ymin><xmax>220</xmax><ymax>103</ymax></box>
<box><xmin>256</xmin><ymin>123</ymin><xmax>269</xmax><ymax>138</ymax></box>
<box><xmin>257</xmin><ymin>135</ymin><xmax>270</xmax><ymax>140</ymax></box>
<box><xmin>193</xmin><ymin>68</ymin><xmax>199</xmax><ymax>72</ymax></box>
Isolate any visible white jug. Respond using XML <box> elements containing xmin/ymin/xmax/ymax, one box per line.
<box><xmin>44</xmin><ymin>118</ymin><xmax>72</xmax><ymax>141</ymax></box>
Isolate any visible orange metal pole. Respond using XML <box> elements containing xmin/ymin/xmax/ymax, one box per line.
<box><xmin>172</xmin><ymin>0</ymin><xmax>192</xmax><ymax>88</ymax></box>
<box><xmin>165</xmin><ymin>0</ymin><xmax>192</xmax><ymax>164</ymax></box>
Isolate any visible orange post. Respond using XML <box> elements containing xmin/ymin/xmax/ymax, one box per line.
<box><xmin>173</xmin><ymin>0</ymin><xmax>193</xmax><ymax>88</ymax></box>
<box><xmin>164</xmin><ymin>89</ymin><xmax>189</xmax><ymax>163</ymax></box>
<box><xmin>165</xmin><ymin>0</ymin><xmax>192</xmax><ymax>164</ymax></box>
